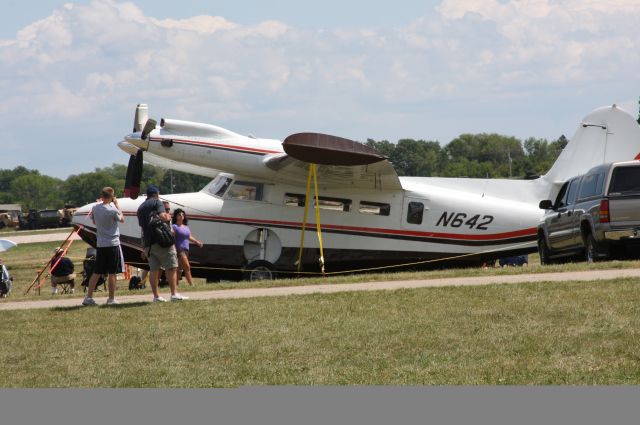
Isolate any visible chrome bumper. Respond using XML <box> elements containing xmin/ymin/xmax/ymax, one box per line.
<box><xmin>604</xmin><ymin>229</ymin><xmax>640</xmax><ymax>240</ymax></box>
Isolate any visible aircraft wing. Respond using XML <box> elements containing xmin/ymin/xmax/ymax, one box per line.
<box><xmin>118</xmin><ymin>141</ymin><xmax>220</xmax><ymax>178</ymax></box>
<box><xmin>263</xmin><ymin>132</ymin><xmax>402</xmax><ymax>190</ymax></box>
<box><xmin>264</xmin><ymin>153</ymin><xmax>402</xmax><ymax>190</ymax></box>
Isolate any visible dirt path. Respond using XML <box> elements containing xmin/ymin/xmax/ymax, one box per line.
<box><xmin>2</xmin><ymin>230</ymin><xmax>72</xmax><ymax>244</ymax></box>
<box><xmin>2</xmin><ymin>268</ymin><xmax>639</xmax><ymax>311</ymax></box>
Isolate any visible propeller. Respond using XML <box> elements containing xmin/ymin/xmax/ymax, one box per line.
<box><xmin>124</xmin><ymin>150</ymin><xmax>144</xmax><ymax>199</ymax></box>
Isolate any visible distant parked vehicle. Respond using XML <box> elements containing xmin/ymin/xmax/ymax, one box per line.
<box><xmin>18</xmin><ymin>209</ymin><xmax>63</xmax><ymax>230</ymax></box>
<box><xmin>0</xmin><ymin>211</ymin><xmax>20</xmax><ymax>229</ymax></box>
<box><xmin>537</xmin><ymin>160</ymin><xmax>640</xmax><ymax>264</ymax></box>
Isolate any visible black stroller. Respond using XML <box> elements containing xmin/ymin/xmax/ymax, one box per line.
<box><xmin>80</xmin><ymin>248</ymin><xmax>106</xmax><ymax>292</ymax></box>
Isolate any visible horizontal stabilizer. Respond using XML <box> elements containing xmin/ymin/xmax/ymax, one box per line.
<box><xmin>283</xmin><ymin>133</ymin><xmax>386</xmax><ymax>166</ymax></box>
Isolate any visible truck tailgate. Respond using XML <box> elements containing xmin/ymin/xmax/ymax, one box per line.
<box><xmin>608</xmin><ymin>196</ymin><xmax>640</xmax><ymax>226</ymax></box>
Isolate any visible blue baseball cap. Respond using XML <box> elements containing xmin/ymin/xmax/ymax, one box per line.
<box><xmin>146</xmin><ymin>185</ymin><xmax>160</xmax><ymax>196</ymax></box>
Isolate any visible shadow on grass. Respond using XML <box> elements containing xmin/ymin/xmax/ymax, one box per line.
<box><xmin>52</xmin><ymin>301</ymin><xmax>150</xmax><ymax>312</ymax></box>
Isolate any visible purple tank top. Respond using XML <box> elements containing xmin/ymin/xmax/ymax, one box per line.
<box><xmin>172</xmin><ymin>224</ymin><xmax>191</xmax><ymax>251</ymax></box>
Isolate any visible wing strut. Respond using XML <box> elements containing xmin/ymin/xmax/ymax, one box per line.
<box><xmin>297</xmin><ymin>164</ymin><xmax>326</xmax><ymax>276</ymax></box>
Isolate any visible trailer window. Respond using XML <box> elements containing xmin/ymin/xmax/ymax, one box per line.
<box><xmin>609</xmin><ymin>167</ymin><xmax>640</xmax><ymax>195</ymax></box>
<box><xmin>227</xmin><ymin>181</ymin><xmax>264</xmax><ymax>201</ymax></box>
<box><xmin>359</xmin><ymin>201</ymin><xmax>391</xmax><ymax>216</ymax></box>
<box><xmin>284</xmin><ymin>193</ymin><xmax>351</xmax><ymax>212</ymax></box>
<box><xmin>407</xmin><ymin>202</ymin><xmax>424</xmax><ymax>225</ymax></box>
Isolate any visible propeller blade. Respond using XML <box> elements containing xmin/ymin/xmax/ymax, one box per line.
<box><xmin>124</xmin><ymin>151</ymin><xmax>144</xmax><ymax>199</ymax></box>
<box><xmin>141</xmin><ymin>118</ymin><xmax>157</xmax><ymax>140</ymax></box>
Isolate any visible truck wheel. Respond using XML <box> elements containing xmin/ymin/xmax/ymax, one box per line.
<box><xmin>243</xmin><ymin>260</ymin><xmax>276</xmax><ymax>281</ymax></box>
<box><xmin>538</xmin><ymin>238</ymin><xmax>553</xmax><ymax>265</ymax></box>
<box><xmin>585</xmin><ymin>234</ymin><xmax>599</xmax><ymax>263</ymax></box>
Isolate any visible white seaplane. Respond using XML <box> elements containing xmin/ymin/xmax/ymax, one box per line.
<box><xmin>72</xmin><ymin>104</ymin><xmax>640</xmax><ymax>280</ymax></box>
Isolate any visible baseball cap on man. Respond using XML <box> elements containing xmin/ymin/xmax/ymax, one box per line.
<box><xmin>146</xmin><ymin>185</ymin><xmax>160</xmax><ymax>196</ymax></box>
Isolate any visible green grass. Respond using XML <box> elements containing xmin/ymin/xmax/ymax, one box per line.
<box><xmin>2</xmin><ymin>239</ymin><xmax>640</xmax><ymax>301</ymax></box>
<box><xmin>1</xmin><ymin>278</ymin><xmax>639</xmax><ymax>387</ymax></box>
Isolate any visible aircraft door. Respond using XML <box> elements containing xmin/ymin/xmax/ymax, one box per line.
<box><xmin>401</xmin><ymin>197</ymin><xmax>428</xmax><ymax>229</ymax></box>
<box><xmin>243</xmin><ymin>228</ymin><xmax>282</xmax><ymax>264</ymax></box>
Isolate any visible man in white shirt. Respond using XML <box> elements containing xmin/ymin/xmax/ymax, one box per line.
<box><xmin>82</xmin><ymin>187</ymin><xmax>125</xmax><ymax>306</ymax></box>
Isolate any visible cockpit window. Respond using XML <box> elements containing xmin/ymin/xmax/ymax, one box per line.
<box><xmin>227</xmin><ymin>181</ymin><xmax>264</xmax><ymax>201</ymax></box>
<box><xmin>208</xmin><ymin>176</ymin><xmax>233</xmax><ymax>198</ymax></box>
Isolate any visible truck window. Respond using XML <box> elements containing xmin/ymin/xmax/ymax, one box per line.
<box><xmin>578</xmin><ymin>172</ymin><xmax>605</xmax><ymax>200</ymax></box>
<box><xmin>566</xmin><ymin>178</ymin><xmax>580</xmax><ymax>205</ymax></box>
<box><xmin>553</xmin><ymin>182</ymin><xmax>569</xmax><ymax>209</ymax></box>
<box><xmin>609</xmin><ymin>167</ymin><xmax>640</xmax><ymax>195</ymax></box>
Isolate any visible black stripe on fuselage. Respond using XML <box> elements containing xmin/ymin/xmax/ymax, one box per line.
<box><xmin>185</xmin><ymin>216</ymin><xmax>537</xmax><ymax>247</ymax></box>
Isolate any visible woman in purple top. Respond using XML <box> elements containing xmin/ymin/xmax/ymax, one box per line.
<box><xmin>172</xmin><ymin>208</ymin><xmax>203</xmax><ymax>286</ymax></box>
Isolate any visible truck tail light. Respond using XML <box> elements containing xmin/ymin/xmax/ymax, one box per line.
<box><xmin>599</xmin><ymin>199</ymin><xmax>610</xmax><ymax>223</ymax></box>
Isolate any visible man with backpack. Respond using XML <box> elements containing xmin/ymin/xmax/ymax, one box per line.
<box><xmin>136</xmin><ymin>185</ymin><xmax>188</xmax><ymax>302</ymax></box>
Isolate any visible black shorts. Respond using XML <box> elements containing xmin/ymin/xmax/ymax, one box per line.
<box><xmin>94</xmin><ymin>246</ymin><xmax>124</xmax><ymax>275</ymax></box>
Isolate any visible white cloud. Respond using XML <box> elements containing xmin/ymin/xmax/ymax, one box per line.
<box><xmin>1</xmin><ymin>0</ymin><xmax>639</xmax><ymax>176</ymax></box>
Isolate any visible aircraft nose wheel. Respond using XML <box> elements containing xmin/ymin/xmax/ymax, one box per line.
<box><xmin>243</xmin><ymin>260</ymin><xmax>276</xmax><ymax>281</ymax></box>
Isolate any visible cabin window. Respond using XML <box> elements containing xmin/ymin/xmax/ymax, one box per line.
<box><xmin>208</xmin><ymin>176</ymin><xmax>233</xmax><ymax>198</ymax></box>
<box><xmin>406</xmin><ymin>202</ymin><xmax>424</xmax><ymax>225</ymax></box>
<box><xmin>227</xmin><ymin>181</ymin><xmax>264</xmax><ymax>201</ymax></box>
<box><xmin>359</xmin><ymin>201</ymin><xmax>390</xmax><ymax>216</ymax></box>
<box><xmin>284</xmin><ymin>193</ymin><xmax>351</xmax><ymax>212</ymax></box>
<box><xmin>285</xmin><ymin>193</ymin><xmax>306</xmax><ymax>207</ymax></box>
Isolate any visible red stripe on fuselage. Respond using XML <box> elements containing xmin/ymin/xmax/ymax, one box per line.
<box><xmin>92</xmin><ymin>211</ymin><xmax>536</xmax><ymax>242</ymax></box>
<box><xmin>149</xmin><ymin>137</ymin><xmax>282</xmax><ymax>155</ymax></box>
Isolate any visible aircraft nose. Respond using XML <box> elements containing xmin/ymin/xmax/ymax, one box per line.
<box><xmin>125</xmin><ymin>133</ymin><xmax>149</xmax><ymax>151</ymax></box>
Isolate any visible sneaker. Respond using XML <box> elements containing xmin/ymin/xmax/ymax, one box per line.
<box><xmin>170</xmin><ymin>293</ymin><xmax>189</xmax><ymax>301</ymax></box>
<box><xmin>51</xmin><ymin>288</ymin><xmax>58</xmax><ymax>295</ymax></box>
<box><xmin>82</xmin><ymin>297</ymin><xmax>96</xmax><ymax>306</ymax></box>
<box><xmin>106</xmin><ymin>298</ymin><xmax>119</xmax><ymax>306</ymax></box>
<box><xmin>70</xmin><ymin>288</ymin><xmax>75</xmax><ymax>294</ymax></box>
<box><xmin>153</xmin><ymin>296</ymin><xmax>167</xmax><ymax>303</ymax></box>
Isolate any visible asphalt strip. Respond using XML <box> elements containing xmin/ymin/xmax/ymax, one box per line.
<box><xmin>2</xmin><ymin>268</ymin><xmax>640</xmax><ymax>311</ymax></box>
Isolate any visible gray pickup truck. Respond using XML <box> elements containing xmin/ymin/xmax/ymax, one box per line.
<box><xmin>537</xmin><ymin>160</ymin><xmax>640</xmax><ymax>264</ymax></box>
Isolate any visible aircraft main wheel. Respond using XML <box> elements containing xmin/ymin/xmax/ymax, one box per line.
<box><xmin>243</xmin><ymin>260</ymin><xmax>276</xmax><ymax>281</ymax></box>
<box><xmin>538</xmin><ymin>237</ymin><xmax>553</xmax><ymax>265</ymax></box>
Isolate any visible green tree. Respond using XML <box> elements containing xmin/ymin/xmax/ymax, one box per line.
<box><xmin>389</xmin><ymin>139</ymin><xmax>444</xmax><ymax>176</ymax></box>
<box><xmin>11</xmin><ymin>174</ymin><xmax>63</xmax><ymax>210</ymax></box>
<box><xmin>444</xmin><ymin>133</ymin><xmax>525</xmax><ymax>178</ymax></box>
<box><xmin>0</xmin><ymin>166</ymin><xmax>40</xmax><ymax>205</ymax></box>
<box><xmin>365</xmin><ymin>139</ymin><xmax>396</xmax><ymax>158</ymax></box>
<box><xmin>62</xmin><ymin>171</ymin><xmax>122</xmax><ymax>206</ymax></box>
<box><xmin>161</xmin><ymin>170</ymin><xmax>211</xmax><ymax>194</ymax></box>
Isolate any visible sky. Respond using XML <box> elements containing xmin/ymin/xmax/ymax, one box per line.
<box><xmin>1</xmin><ymin>0</ymin><xmax>640</xmax><ymax>179</ymax></box>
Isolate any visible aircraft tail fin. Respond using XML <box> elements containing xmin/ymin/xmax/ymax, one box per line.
<box><xmin>544</xmin><ymin>104</ymin><xmax>640</xmax><ymax>184</ymax></box>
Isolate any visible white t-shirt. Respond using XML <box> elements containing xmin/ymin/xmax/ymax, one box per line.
<box><xmin>91</xmin><ymin>203</ymin><xmax>121</xmax><ymax>247</ymax></box>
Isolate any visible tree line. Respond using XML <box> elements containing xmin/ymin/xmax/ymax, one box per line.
<box><xmin>366</xmin><ymin>133</ymin><xmax>568</xmax><ymax>179</ymax></box>
<box><xmin>1</xmin><ymin>132</ymin><xmax>568</xmax><ymax>211</ymax></box>
<box><xmin>0</xmin><ymin>164</ymin><xmax>210</xmax><ymax>211</ymax></box>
